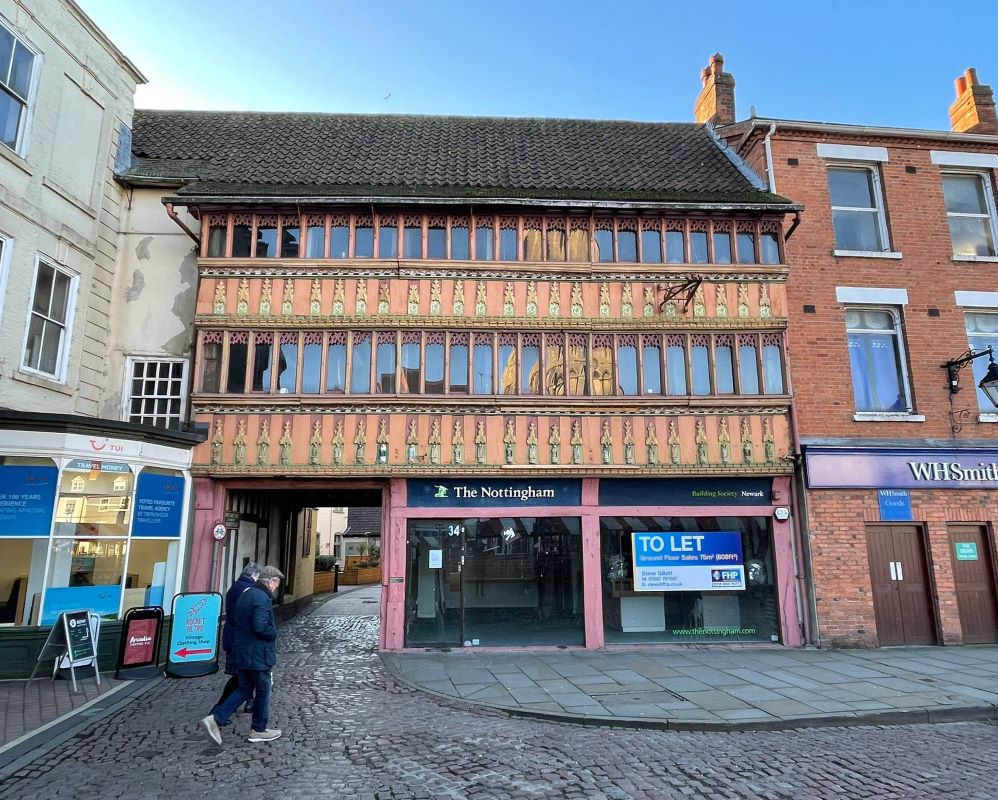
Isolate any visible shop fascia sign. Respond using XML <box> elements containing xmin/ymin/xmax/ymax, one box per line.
<box><xmin>408</xmin><ymin>479</ymin><xmax>581</xmax><ymax>507</ymax></box>
<box><xmin>805</xmin><ymin>447</ymin><xmax>998</xmax><ymax>489</ymax></box>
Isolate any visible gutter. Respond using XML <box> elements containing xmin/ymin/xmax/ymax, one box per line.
<box><xmin>160</xmin><ymin>195</ymin><xmax>802</xmax><ymax>213</ymax></box>
<box><xmin>166</xmin><ymin>203</ymin><xmax>201</xmax><ymax>247</ymax></box>
<box><xmin>763</xmin><ymin>123</ymin><xmax>777</xmax><ymax>193</ymax></box>
<box><xmin>721</xmin><ymin>117</ymin><xmax>998</xmax><ymax>145</ymax></box>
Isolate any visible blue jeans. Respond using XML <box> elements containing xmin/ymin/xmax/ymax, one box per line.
<box><xmin>213</xmin><ymin>669</ymin><xmax>273</xmax><ymax>732</ymax></box>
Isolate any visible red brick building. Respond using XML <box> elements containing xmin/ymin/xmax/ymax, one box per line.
<box><xmin>712</xmin><ymin>56</ymin><xmax>998</xmax><ymax>646</ymax></box>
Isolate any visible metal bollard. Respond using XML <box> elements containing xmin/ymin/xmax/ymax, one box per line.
<box><xmin>333</xmin><ymin>564</ymin><xmax>340</xmax><ymax>593</ymax></box>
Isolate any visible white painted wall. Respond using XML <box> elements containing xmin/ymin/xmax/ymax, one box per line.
<box><xmin>0</xmin><ymin>0</ymin><xmax>142</xmax><ymax>417</ymax></box>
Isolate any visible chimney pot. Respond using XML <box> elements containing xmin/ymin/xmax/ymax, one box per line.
<box><xmin>694</xmin><ymin>52</ymin><xmax>736</xmax><ymax>126</ymax></box>
<box><xmin>950</xmin><ymin>67</ymin><xmax>997</xmax><ymax>135</ymax></box>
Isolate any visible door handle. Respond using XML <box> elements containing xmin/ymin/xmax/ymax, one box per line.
<box><xmin>896</xmin><ymin>561</ymin><xmax>903</xmax><ymax>581</ymax></box>
<box><xmin>889</xmin><ymin>562</ymin><xmax>897</xmax><ymax>581</ymax></box>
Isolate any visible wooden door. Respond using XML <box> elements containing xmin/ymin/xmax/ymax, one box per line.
<box><xmin>949</xmin><ymin>525</ymin><xmax>998</xmax><ymax>644</ymax></box>
<box><xmin>866</xmin><ymin>525</ymin><xmax>937</xmax><ymax>646</ymax></box>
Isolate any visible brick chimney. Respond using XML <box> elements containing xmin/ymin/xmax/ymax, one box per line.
<box><xmin>949</xmin><ymin>68</ymin><xmax>998</xmax><ymax>134</ymax></box>
<box><xmin>694</xmin><ymin>53</ymin><xmax>736</xmax><ymax>126</ymax></box>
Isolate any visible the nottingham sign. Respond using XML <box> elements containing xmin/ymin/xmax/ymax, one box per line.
<box><xmin>805</xmin><ymin>446</ymin><xmax>998</xmax><ymax>489</ymax></box>
<box><xmin>408</xmin><ymin>479</ymin><xmax>581</xmax><ymax>507</ymax></box>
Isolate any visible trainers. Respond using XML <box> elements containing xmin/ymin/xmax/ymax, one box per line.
<box><xmin>200</xmin><ymin>715</ymin><xmax>222</xmax><ymax>745</ymax></box>
<box><xmin>248</xmin><ymin>728</ymin><xmax>282</xmax><ymax>742</ymax></box>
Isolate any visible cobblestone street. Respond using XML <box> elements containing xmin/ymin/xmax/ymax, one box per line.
<box><xmin>3</xmin><ymin>591</ymin><xmax>998</xmax><ymax>800</ymax></box>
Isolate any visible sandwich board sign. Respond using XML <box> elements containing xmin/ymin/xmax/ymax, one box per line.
<box><xmin>29</xmin><ymin>609</ymin><xmax>100</xmax><ymax>692</ymax></box>
<box><xmin>115</xmin><ymin>605</ymin><xmax>164</xmax><ymax>679</ymax></box>
<box><xmin>165</xmin><ymin>592</ymin><xmax>222</xmax><ymax>678</ymax></box>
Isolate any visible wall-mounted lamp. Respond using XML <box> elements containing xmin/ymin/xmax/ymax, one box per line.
<box><xmin>943</xmin><ymin>346</ymin><xmax>998</xmax><ymax>432</ymax></box>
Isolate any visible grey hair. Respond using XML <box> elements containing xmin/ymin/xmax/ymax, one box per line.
<box><xmin>241</xmin><ymin>562</ymin><xmax>261</xmax><ymax>579</ymax></box>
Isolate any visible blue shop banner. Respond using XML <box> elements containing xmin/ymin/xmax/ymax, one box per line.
<box><xmin>878</xmin><ymin>489</ymin><xmax>913</xmax><ymax>521</ymax></box>
<box><xmin>632</xmin><ymin>531</ymin><xmax>745</xmax><ymax>591</ymax></box>
<box><xmin>133</xmin><ymin>471</ymin><xmax>186</xmax><ymax>537</ymax></box>
<box><xmin>0</xmin><ymin>463</ymin><xmax>58</xmax><ymax>536</ymax></box>
<box><xmin>408</xmin><ymin>479</ymin><xmax>582</xmax><ymax>508</ymax></box>
<box><xmin>806</xmin><ymin>446</ymin><xmax>998</xmax><ymax>489</ymax></box>
<box><xmin>42</xmin><ymin>585</ymin><xmax>121</xmax><ymax>625</ymax></box>
<box><xmin>600</xmin><ymin>478</ymin><xmax>772</xmax><ymax>507</ymax></box>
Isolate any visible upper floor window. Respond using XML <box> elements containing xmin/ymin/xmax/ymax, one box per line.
<box><xmin>22</xmin><ymin>258</ymin><xmax>75</xmax><ymax>380</ymax></box>
<box><xmin>942</xmin><ymin>173</ymin><xmax>998</xmax><ymax>258</ymax></box>
<box><xmin>845</xmin><ymin>307</ymin><xmax>911</xmax><ymax>413</ymax></box>
<box><xmin>966</xmin><ymin>312</ymin><xmax>998</xmax><ymax>411</ymax></box>
<box><xmin>828</xmin><ymin>166</ymin><xmax>890</xmax><ymax>253</ymax></box>
<box><xmin>0</xmin><ymin>21</ymin><xmax>35</xmax><ymax>153</ymax></box>
<box><xmin>201</xmin><ymin>211</ymin><xmax>785</xmax><ymax>266</ymax></box>
<box><xmin>125</xmin><ymin>358</ymin><xmax>188</xmax><ymax>429</ymax></box>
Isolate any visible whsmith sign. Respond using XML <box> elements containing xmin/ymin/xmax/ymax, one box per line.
<box><xmin>408</xmin><ymin>479</ymin><xmax>581</xmax><ymax>507</ymax></box>
<box><xmin>805</xmin><ymin>447</ymin><xmax>998</xmax><ymax>490</ymax></box>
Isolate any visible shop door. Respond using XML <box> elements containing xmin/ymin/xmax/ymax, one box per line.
<box><xmin>866</xmin><ymin>525</ymin><xmax>937</xmax><ymax>646</ymax></box>
<box><xmin>949</xmin><ymin>524</ymin><xmax>998</xmax><ymax>644</ymax></box>
<box><xmin>404</xmin><ymin>520</ymin><xmax>463</xmax><ymax>647</ymax></box>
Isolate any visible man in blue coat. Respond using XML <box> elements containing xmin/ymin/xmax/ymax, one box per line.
<box><xmin>209</xmin><ymin>562</ymin><xmax>260</xmax><ymax>718</ymax></box>
<box><xmin>201</xmin><ymin>565</ymin><xmax>284</xmax><ymax>744</ymax></box>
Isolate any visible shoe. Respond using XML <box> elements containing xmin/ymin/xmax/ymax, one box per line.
<box><xmin>201</xmin><ymin>715</ymin><xmax>222</xmax><ymax>745</ymax></box>
<box><xmin>248</xmin><ymin>728</ymin><xmax>282</xmax><ymax>742</ymax></box>
<box><xmin>241</xmin><ymin>701</ymin><xmax>253</xmax><ymax>713</ymax></box>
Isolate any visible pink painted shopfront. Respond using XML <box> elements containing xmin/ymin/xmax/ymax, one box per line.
<box><xmin>381</xmin><ymin>475</ymin><xmax>801</xmax><ymax>650</ymax></box>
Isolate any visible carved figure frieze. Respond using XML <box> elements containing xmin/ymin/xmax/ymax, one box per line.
<box><xmin>549</xmin><ymin>280</ymin><xmax>561</xmax><ymax>317</ymax></box>
<box><xmin>741</xmin><ymin>417</ymin><xmax>753</xmax><ymax>464</ymax></box>
<box><xmin>599</xmin><ymin>282</ymin><xmax>611</xmax><ymax>318</ymax></box>
<box><xmin>503</xmin><ymin>282</ymin><xmax>515</xmax><ymax>316</ymax></box>
<box><xmin>549</xmin><ymin>422</ymin><xmax>561</xmax><ymax>464</ymax></box>
<box><xmin>715</xmin><ymin>284</ymin><xmax>728</xmax><ymax>318</ymax></box>
<box><xmin>210</xmin><ymin>419</ymin><xmax>224</xmax><ymax>465</ymax></box>
<box><xmin>331</xmin><ymin>418</ymin><xmax>344</xmax><ymax>465</ymax></box>
<box><xmin>379</xmin><ymin>281</ymin><xmax>391</xmax><ymax>314</ymax></box>
<box><xmin>693</xmin><ymin>285</ymin><xmax>706</xmax><ymax>317</ymax></box>
<box><xmin>695</xmin><ymin>418</ymin><xmax>709</xmax><ymax>466</ymax></box>
<box><xmin>452</xmin><ymin>420</ymin><xmax>464</xmax><ymax>464</ymax></box>
<box><xmin>621</xmin><ymin>282</ymin><xmax>633</xmax><ymax>318</ymax></box>
<box><xmin>309</xmin><ymin>419</ymin><xmax>322</xmax><ymax>465</ymax></box>
<box><xmin>354</xmin><ymin>419</ymin><xmax>367</xmax><ymax>464</ymax></box>
<box><xmin>430</xmin><ymin>279</ymin><xmax>442</xmax><ymax>315</ymax></box>
<box><xmin>356</xmin><ymin>279</ymin><xmax>368</xmax><ymax>315</ymax></box>
<box><xmin>213</xmin><ymin>280</ymin><xmax>226</xmax><ymax>315</ymax></box>
<box><xmin>332</xmin><ymin>279</ymin><xmax>345</xmax><ymax>316</ymax></box>
<box><xmin>406</xmin><ymin>418</ymin><xmax>419</xmax><ymax>464</ymax></box>
<box><xmin>260</xmin><ymin>278</ymin><xmax>273</xmax><ymax>315</ymax></box>
<box><xmin>718</xmin><ymin>417</ymin><xmax>731</xmax><ymax>465</ymax></box>
<box><xmin>310</xmin><ymin>278</ymin><xmax>322</xmax><ymax>316</ymax></box>
<box><xmin>377</xmin><ymin>418</ymin><xmax>389</xmax><ymax>464</ymax></box>
<box><xmin>475</xmin><ymin>280</ymin><xmax>487</xmax><ymax>316</ymax></box>
<box><xmin>646</xmin><ymin>420</ymin><xmax>659</xmax><ymax>466</ymax></box>
<box><xmin>759</xmin><ymin>283</ymin><xmax>772</xmax><ymax>318</ymax></box>
<box><xmin>453</xmin><ymin>280</ymin><xmax>465</xmax><ymax>316</ymax></box>
<box><xmin>504</xmin><ymin>418</ymin><xmax>516</xmax><ymax>464</ymax></box>
<box><xmin>257</xmin><ymin>418</ymin><xmax>271</xmax><ymax>465</ymax></box>
<box><xmin>571</xmin><ymin>419</ymin><xmax>583</xmax><ymax>465</ymax></box>
<box><xmin>668</xmin><ymin>418</ymin><xmax>681</xmax><ymax>466</ymax></box>
<box><xmin>236</xmin><ymin>278</ymin><xmax>249</xmax><ymax>316</ymax></box>
<box><xmin>570</xmin><ymin>282</ymin><xmax>583</xmax><ymax>318</ymax></box>
<box><xmin>763</xmin><ymin>417</ymin><xmax>776</xmax><ymax>464</ymax></box>
<box><xmin>526</xmin><ymin>421</ymin><xmax>538</xmax><ymax>465</ymax></box>
<box><xmin>233</xmin><ymin>419</ymin><xmax>247</xmax><ymax>465</ymax></box>
<box><xmin>407</xmin><ymin>282</ymin><xmax>419</xmax><ymax>315</ymax></box>
<box><xmin>475</xmin><ymin>420</ymin><xmax>487</xmax><ymax>465</ymax></box>
<box><xmin>279</xmin><ymin>420</ymin><xmax>293</xmax><ymax>466</ymax></box>
<box><xmin>281</xmin><ymin>279</ymin><xmax>294</xmax><ymax>315</ymax></box>
<box><xmin>600</xmin><ymin>419</ymin><xmax>613</xmax><ymax>464</ymax></box>
<box><xmin>429</xmin><ymin>418</ymin><xmax>441</xmax><ymax>465</ymax></box>
<box><xmin>738</xmin><ymin>283</ymin><xmax>750</xmax><ymax>317</ymax></box>
<box><xmin>644</xmin><ymin>284</ymin><xmax>656</xmax><ymax>317</ymax></box>
<box><xmin>623</xmin><ymin>419</ymin><xmax>635</xmax><ymax>465</ymax></box>
<box><xmin>526</xmin><ymin>281</ymin><xmax>538</xmax><ymax>317</ymax></box>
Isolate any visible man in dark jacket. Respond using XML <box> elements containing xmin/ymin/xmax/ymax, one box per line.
<box><xmin>209</xmin><ymin>562</ymin><xmax>259</xmax><ymax>718</ymax></box>
<box><xmin>201</xmin><ymin>565</ymin><xmax>284</xmax><ymax>744</ymax></box>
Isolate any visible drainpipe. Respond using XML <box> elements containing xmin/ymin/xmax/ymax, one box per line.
<box><xmin>166</xmin><ymin>203</ymin><xmax>201</xmax><ymax>246</ymax></box>
<box><xmin>763</xmin><ymin>123</ymin><xmax>777</xmax><ymax>193</ymax></box>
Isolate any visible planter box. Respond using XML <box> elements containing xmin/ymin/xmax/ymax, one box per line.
<box><xmin>313</xmin><ymin>571</ymin><xmax>336</xmax><ymax>593</ymax></box>
<box><xmin>340</xmin><ymin>566</ymin><xmax>381</xmax><ymax>585</ymax></box>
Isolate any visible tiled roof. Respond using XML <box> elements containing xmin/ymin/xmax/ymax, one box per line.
<box><xmin>127</xmin><ymin>110</ymin><xmax>791</xmax><ymax>205</ymax></box>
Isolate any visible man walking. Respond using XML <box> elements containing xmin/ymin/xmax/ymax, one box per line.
<box><xmin>210</xmin><ymin>562</ymin><xmax>260</xmax><ymax>718</ymax></box>
<box><xmin>201</xmin><ymin>565</ymin><xmax>284</xmax><ymax>744</ymax></box>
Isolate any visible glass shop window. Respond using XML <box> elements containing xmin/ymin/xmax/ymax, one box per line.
<box><xmin>53</xmin><ymin>463</ymin><xmax>133</xmax><ymax>538</ymax></box>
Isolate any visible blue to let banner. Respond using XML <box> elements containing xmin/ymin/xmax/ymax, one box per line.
<box><xmin>632</xmin><ymin>531</ymin><xmax>745</xmax><ymax>592</ymax></box>
<box><xmin>0</xmin><ymin>463</ymin><xmax>58</xmax><ymax>536</ymax></box>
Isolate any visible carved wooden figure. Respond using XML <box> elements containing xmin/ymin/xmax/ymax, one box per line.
<box><xmin>279</xmin><ymin>420</ymin><xmax>293</xmax><ymax>466</ymax></box>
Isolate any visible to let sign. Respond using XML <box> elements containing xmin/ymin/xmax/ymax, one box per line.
<box><xmin>632</xmin><ymin>531</ymin><xmax>745</xmax><ymax>592</ymax></box>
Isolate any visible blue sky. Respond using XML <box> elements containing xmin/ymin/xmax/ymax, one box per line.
<box><xmin>79</xmin><ymin>0</ymin><xmax>998</xmax><ymax>130</ymax></box>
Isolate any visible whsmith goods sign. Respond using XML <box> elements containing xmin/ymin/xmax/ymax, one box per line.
<box><xmin>408</xmin><ymin>479</ymin><xmax>581</xmax><ymax>507</ymax></box>
<box><xmin>805</xmin><ymin>447</ymin><xmax>998</xmax><ymax>490</ymax></box>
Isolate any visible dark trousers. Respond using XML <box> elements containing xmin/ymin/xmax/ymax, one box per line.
<box><xmin>213</xmin><ymin>669</ymin><xmax>273</xmax><ymax>733</ymax></box>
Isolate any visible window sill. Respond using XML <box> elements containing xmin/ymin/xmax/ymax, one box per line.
<box><xmin>980</xmin><ymin>413</ymin><xmax>998</xmax><ymax>423</ymax></box>
<box><xmin>13</xmin><ymin>369</ymin><xmax>73</xmax><ymax>395</ymax></box>
<box><xmin>853</xmin><ymin>412</ymin><xmax>925</xmax><ymax>422</ymax></box>
<box><xmin>953</xmin><ymin>255</ymin><xmax>998</xmax><ymax>263</ymax></box>
<box><xmin>0</xmin><ymin>143</ymin><xmax>32</xmax><ymax>176</ymax></box>
<box><xmin>833</xmin><ymin>250</ymin><xmax>903</xmax><ymax>260</ymax></box>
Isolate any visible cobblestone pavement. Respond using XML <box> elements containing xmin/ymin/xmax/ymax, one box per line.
<box><xmin>2</xmin><ymin>594</ymin><xmax>998</xmax><ymax>799</ymax></box>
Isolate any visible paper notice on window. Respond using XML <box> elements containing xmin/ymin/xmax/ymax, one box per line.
<box><xmin>428</xmin><ymin>550</ymin><xmax>442</xmax><ymax>569</ymax></box>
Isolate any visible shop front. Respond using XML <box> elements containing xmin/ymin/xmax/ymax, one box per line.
<box><xmin>803</xmin><ymin>440</ymin><xmax>998</xmax><ymax>647</ymax></box>
<box><xmin>0</xmin><ymin>413</ymin><xmax>201</xmax><ymax>676</ymax></box>
<box><xmin>385</xmin><ymin>475</ymin><xmax>801</xmax><ymax>650</ymax></box>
